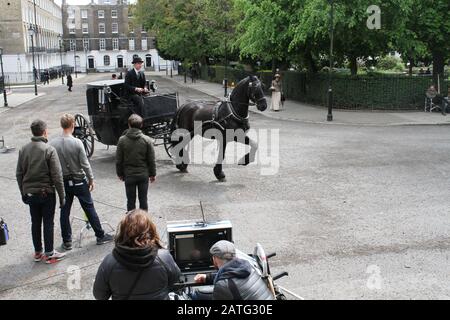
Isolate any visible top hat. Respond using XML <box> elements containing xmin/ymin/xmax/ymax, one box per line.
<box><xmin>132</xmin><ymin>57</ymin><xmax>144</xmax><ymax>64</ymax></box>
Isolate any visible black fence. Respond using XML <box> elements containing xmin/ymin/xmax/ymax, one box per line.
<box><xmin>199</xmin><ymin>65</ymin><xmax>450</xmax><ymax>111</ymax></box>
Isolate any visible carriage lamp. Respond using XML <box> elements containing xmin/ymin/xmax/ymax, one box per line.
<box><xmin>0</xmin><ymin>47</ymin><xmax>8</xmax><ymax>107</ymax></box>
<box><xmin>28</xmin><ymin>26</ymin><xmax>38</xmax><ymax>96</ymax></box>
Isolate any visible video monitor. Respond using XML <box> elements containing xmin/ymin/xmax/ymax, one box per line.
<box><xmin>167</xmin><ymin>220</ymin><xmax>232</xmax><ymax>272</ymax></box>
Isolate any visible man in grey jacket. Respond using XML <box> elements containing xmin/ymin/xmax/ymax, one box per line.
<box><xmin>194</xmin><ymin>240</ymin><xmax>275</xmax><ymax>300</ymax></box>
<box><xmin>50</xmin><ymin>114</ymin><xmax>113</xmax><ymax>250</ymax></box>
<box><xmin>116</xmin><ymin>114</ymin><xmax>156</xmax><ymax>212</ymax></box>
<box><xmin>16</xmin><ymin>120</ymin><xmax>66</xmax><ymax>264</ymax></box>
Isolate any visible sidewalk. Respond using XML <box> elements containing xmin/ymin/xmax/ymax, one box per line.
<box><xmin>0</xmin><ymin>92</ymin><xmax>46</xmax><ymax>113</ymax></box>
<box><xmin>163</xmin><ymin>74</ymin><xmax>450</xmax><ymax>126</ymax></box>
<box><xmin>0</xmin><ymin>73</ymin><xmax>88</xmax><ymax>113</ymax></box>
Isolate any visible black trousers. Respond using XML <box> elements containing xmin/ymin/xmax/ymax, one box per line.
<box><xmin>124</xmin><ymin>175</ymin><xmax>149</xmax><ymax>212</ymax></box>
<box><xmin>129</xmin><ymin>94</ymin><xmax>145</xmax><ymax>116</ymax></box>
<box><xmin>26</xmin><ymin>193</ymin><xmax>56</xmax><ymax>254</ymax></box>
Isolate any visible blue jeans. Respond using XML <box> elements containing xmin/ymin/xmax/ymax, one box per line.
<box><xmin>60</xmin><ymin>179</ymin><xmax>104</xmax><ymax>243</ymax></box>
<box><xmin>27</xmin><ymin>193</ymin><xmax>56</xmax><ymax>254</ymax></box>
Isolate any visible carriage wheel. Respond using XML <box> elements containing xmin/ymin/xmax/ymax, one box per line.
<box><xmin>74</xmin><ymin>113</ymin><xmax>95</xmax><ymax>158</ymax></box>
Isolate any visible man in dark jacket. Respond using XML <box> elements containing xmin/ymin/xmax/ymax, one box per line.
<box><xmin>16</xmin><ymin>120</ymin><xmax>67</xmax><ymax>264</ymax></box>
<box><xmin>116</xmin><ymin>114</ymin><xmax>156</xmax><ymax>212</ymax></box>
<box><xmin>194</xmin><ymin>240</ymin><xmax>275</xmax><ymax>300</ymax></box>
<box><xmin>124</xmin><ymin>57</ymin><xmax>149</xmax><ymax>116</ymax></box>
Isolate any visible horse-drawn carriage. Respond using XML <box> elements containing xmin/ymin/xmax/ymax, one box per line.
<box><xmin>74</xmin><ymin>80</ymin><xmax>177</xmax><ymax>158</ymax></box>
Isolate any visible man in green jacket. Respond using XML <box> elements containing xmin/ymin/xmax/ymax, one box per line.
<box><xmin>16</xmin><ymin>119</ymin><xmax>66</xmax><ymax>264</ymax></box>
<box><xmin>116</xmin><ymin>114</ymin><xmax>156</xmax><ymax>212</ymax></box>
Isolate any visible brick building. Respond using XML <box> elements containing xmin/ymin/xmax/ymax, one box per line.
<box><xmin>61</xmin><ymin>0</ymin><xmax>168</xmax><ymax>73</ymax></box>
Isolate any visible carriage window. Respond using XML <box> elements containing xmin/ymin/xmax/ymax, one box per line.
<box><xmin>104</xmin><ymin>55</ymin><xmax>110</xmax><ymax>66</ymax></box>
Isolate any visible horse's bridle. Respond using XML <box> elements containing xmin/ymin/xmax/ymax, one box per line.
<box><xmin>248</xmin><ymin>80</ymin><xmax>266</xmax><ymax>105</ymax></box>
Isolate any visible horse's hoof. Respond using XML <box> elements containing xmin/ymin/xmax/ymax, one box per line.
<box><xmin>176</xmin><ymin>164</ymin><xmax>188</xmax><ymax>173</ymax></box>
<box><xmin>238</xmin><ymin>156</ymin><xmax>251</xmax><ymax>166</ymax></box>
<box><xmin>213</xmin><ymin>167</ymin><xmax>226</xmax><ymax>181</ymax></box>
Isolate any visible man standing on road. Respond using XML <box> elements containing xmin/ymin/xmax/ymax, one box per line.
<box><xmin>116</xmin><ymin>114</ymin><xmax>156</xmax><ymax>212</ymax></box>
<box><xmin>51</xmin><ymin>114</ymin><xmax>113</xmax><ymax>250</ymax></box>
<box><xmin>16</xmin><ymin>120</ymin><xmax>67</xmax><ymax>264</ymax></box>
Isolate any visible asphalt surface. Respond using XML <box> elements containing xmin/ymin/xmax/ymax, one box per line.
<box><xmin>0</xmin><ymin>74</ymin><xmax>449</xmax><ymax>300</ymax></box>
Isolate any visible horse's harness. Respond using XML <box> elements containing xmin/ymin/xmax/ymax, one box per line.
<box><xmin>207</xmin><ymin>79</ymin><xmax>264</xmax><ymax>131</ymax></box>
<box><xmin>207</xmin><ymin>100</ymin><xmax>249</xmax><ymax>131</ymax></box>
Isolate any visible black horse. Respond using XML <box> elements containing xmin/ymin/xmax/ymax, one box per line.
<box><xmin>171</xmin><ymin>75</ymin><xmax>267</xmax><ymax>181</ymax></box>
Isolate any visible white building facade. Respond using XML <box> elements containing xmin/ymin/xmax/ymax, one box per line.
<box><xmin>0</xmin><ymin>0</ymin><xmax>65</xmax><ymax>83</ymax></box>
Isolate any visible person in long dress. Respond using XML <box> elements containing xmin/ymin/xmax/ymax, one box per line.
<box><xmin>270</xmin><ymin>73</ymin><xmax>282</xmax><ymax>111</ymax></box>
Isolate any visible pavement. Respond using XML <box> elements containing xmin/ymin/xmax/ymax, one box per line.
<box><xmin>158</xmin><ymin>73</ymin><xmax>450</xmax><ymax>127</ymax></box>
<box><xmin>0</xmin><ymin>74</ymin><xmax>87</xmax><ymax>112</ymax></box>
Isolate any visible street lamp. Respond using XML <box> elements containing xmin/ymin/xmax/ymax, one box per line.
<box><xmin>73</xmin><ymin>41</ymin><xmax>77</xmax><ymax>78</ymax></box>
<box><xmin>28</xmin><ymin>26</ymin><xmax>38</xmax><ymax>96</ymax></box>
<box><xmin>0</xmin><ymin>47</ymin><xmax>8</xmax><ymax>107</ymax></box>
<box><xmin>58</xmin><ymin>34</ymin><xmax>64</xmax><ymax>84</ymax></box>
<box><xmin>327</xmin><ymin>0</ymin><xmax>335</xmax><ymax>122</ymax></box>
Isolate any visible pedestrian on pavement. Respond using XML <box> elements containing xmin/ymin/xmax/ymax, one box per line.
<box><xmin>118</xmin><ymin>72</ymin><xmax>123</xmax><ymax>79</ymax></box>
<box><xmin>44</xmin><ymin>70</ymin><xmax>50</xmax><ymax>85</ymax></box>
<box><xmin>93</xmin><ymin>209</ymin><xmax>181</xmax><ymax>300</ymax></box>
<box><xmin>50</xmin><ymin>114</ymin><xmax>113</xmax><ymax>250</ymax></box>
<box><xmin>67</xmin><ymin>73</ymin><xmax>73</xmax><ymax>92</ymax></box>
<box><xmin>16</xmin><ymin>119</ymin><xmax>67</xmax><ymax>264</ymax></box>
<box><xmin>116</xmin><ymin>114</ymin><xmax>156</xmax><ymax>212</ymax></box>
<box><xmin>270</xmin><ymin>73</ymin><xmax>283</xmax><ymax>111</ymax></box>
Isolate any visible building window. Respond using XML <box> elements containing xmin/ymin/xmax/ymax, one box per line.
<box><xmin>113</xmin><ymin>38</ymin><xmax>119</xmax><ymax>50</ymax></box>
<box><xmin>141</xmin><ymin>38</ymin><xmax>147</xmax><ymax>50</ymax></box>
<box><xmin>100</xmin><ymin>38</ymin><xmax>106</xmax><ymax>50</ymax></box>
<box><xmin>99</xmin><ymin>23</ymin><xmax>105</xmax><ymax>34</ymax></box>
<box><xmin>81</xmin><ymin>10</ymin><xmax>88</xmax><ymax>19</ymax></box>
<box><xmin>68</xmin><ymin>9</ymin><xmax>75</xmax><ymax>19</ymax></box>
<box><xmin>112</xmin><ymin>23</ymin><xmax>118</xmax><ymax>33</ymax></box>
<box><xmin>69</xmin><ymin>27</ymin><xmax>75</xmax><ymax>34</ymax></box>
<box><xmin>104</xmin><ymin>55</ymin><xmax>110</xmax><ymax>66</ymax></box>
<box><xmin>70</xmin><ymin>39</ymin><xmax>76</xmax><ymax>51</ymax></box>
<box><xmin>111</xmin><ymin>10</ymin><xmax>117</xmax><ymax>18</ymax></box>
<box><xmin>128</xmin><ymin>23</ymin><xmax>134</xmax><ymax>33</ymax></box>
<box><xmin>98</xmin><ymin>10</ymin><xmax>105</xmax><ymax>18</ymax></box>
<box><xmin>83</xmin><ymin>38</ymin><xmax>89</xmax><ymax>51</ymax></box>
<box><xmin>82</xmin><ymin>23</ymin><xmax>88</xmax><ymax>34</ymax></box>
<box><xmin>129</xmin><ymin>38</ymin><xmax>135</xmax><ymax>51</ymax></box>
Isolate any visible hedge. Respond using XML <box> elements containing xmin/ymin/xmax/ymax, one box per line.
<box><xmin>197</xmin><ymin>65</ymin><xmax>449</xmax><ymax>111</ymax></box>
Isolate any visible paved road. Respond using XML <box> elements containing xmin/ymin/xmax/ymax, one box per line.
<box><xmin>0</xmin><ymin>74</ymin><xmax>449</xmax><ymax>299</ymax></box>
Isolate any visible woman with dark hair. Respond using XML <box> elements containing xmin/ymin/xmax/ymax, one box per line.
<box><xmin>93</xmin><ymin>210</ymin><xmax>181</xmax><ymax>300</ymax></box>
